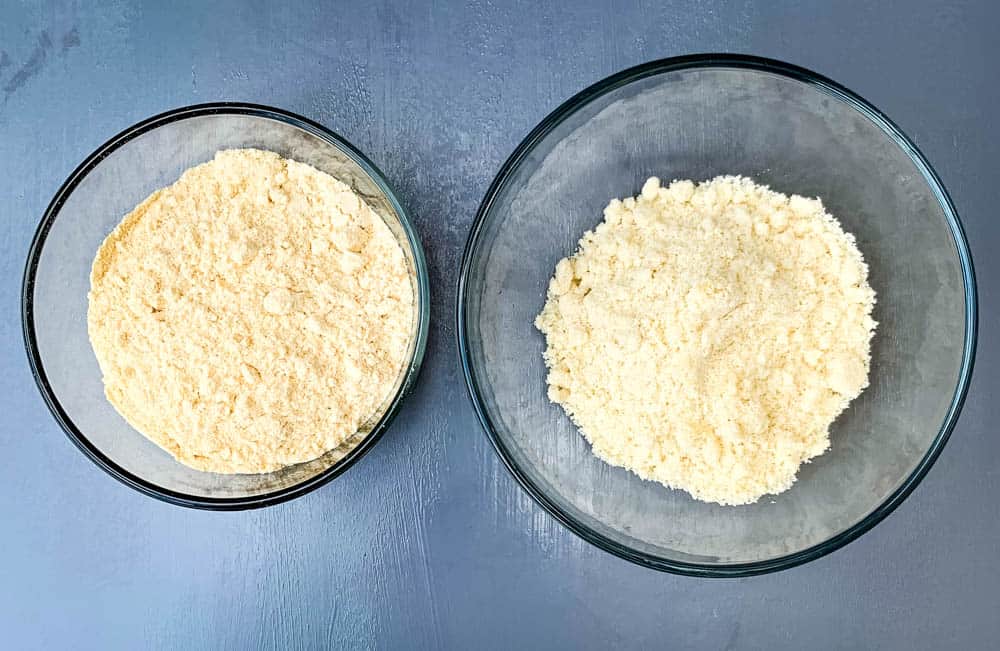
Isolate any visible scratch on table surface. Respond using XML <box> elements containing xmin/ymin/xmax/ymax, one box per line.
<box><xmin>61</xmin><ymin>28</ymin><xmax>81</xmax><ymax>51</ymax></box>
<box><xmin>3</xmin><ymin>31</ymin><xmax>53</xmax><ymax>98</ymax></box>
<box><xmin>723</xmin><ymin>621</ymin><xmax>743</xmax><ymax>651</ymax></box>
<box><xmin>224</xmin><ymin>68</ymin><xmax>249</xmax><ymax>82</ymax></box>
<box><xmin>406</xmin><ymin>444</ymin><xmax>444</xmax><ymax>648</ymax></box>
<box><xmin>345</xmin><ymin>61</ymin><xmax>376</xmax><ymax>146</ymax></box>
<box><xmin>363</xmin><ymin>408</ymin><xmax>448</xmax><ymax>648</ymax></box>
<box><xmin>324</xmin><ymin>599</ymin><xmax>341</xmax><ymax>645</ymax></box>
<box><xmin>3</xmin><ymin>27</ymin><xmax>80</xmax><ymax>101</ymax></box>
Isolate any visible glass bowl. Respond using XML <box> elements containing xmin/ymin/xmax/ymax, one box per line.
<box><xmin>23</xmin><ymin>103</ymin><xmax>429</xmax><ymax>510</ymax></box>
<box><xmin>458</xmin><ymin>55</ymin><xmax>977</xmax><ymax>575</ymax></box>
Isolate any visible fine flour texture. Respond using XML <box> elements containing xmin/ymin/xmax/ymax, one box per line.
<box><xmin>535</xmin><ymin>176</ymin><xmax>876</xmax><ymax>505</ymax></box>
<box><xmin>88</xmin><ymin>149</ymin><xmax>413</xmax><ymax>474</ymax></box>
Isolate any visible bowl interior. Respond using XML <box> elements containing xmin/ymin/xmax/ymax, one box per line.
<box><xmin>462</xmin><ymin>62</ymin><xmax>973</xmax><ymax>569</ymax></box>
<box><xmin>27</xmin><ymin>109</ymin><xmax>426</xmax><ymax>504</ymax></box>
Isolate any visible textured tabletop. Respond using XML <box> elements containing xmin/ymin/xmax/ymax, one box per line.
<box><xmin>1</xmin><ymin>1</ymin><xmax>997</xmax><ymax>649</ymax></box>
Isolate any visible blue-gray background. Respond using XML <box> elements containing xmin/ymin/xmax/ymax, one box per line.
<box><xmin>1</xmin><ymin>1</ymin><xmax>996</xmax><ymax>649</ymax></box>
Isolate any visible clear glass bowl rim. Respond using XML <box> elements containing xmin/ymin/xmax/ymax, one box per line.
<box><xmin>456</xmin><ymin>53</ymin><xmax>978</xmax><ymax>577</ymax></box>
<box><xmin>22</xmin><ymin>102</ymin><xmax>431</xmax><ymax>510</ymax></box>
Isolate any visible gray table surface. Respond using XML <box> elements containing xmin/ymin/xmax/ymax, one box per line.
<box><xmin>2</xmin><ymin>1</ymin><xmax>997</xmax><ymax>649</ymax></box>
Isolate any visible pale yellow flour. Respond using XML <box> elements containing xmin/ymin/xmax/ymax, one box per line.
<box><xmin>535</xmin><ymin>176</ymin><xmax>876</xmax><ymax>505</ymax></box>
<box><xmin>88</xmin><ymin>149</ymin><xmax>414</xmax><ymax>474</ymax></box>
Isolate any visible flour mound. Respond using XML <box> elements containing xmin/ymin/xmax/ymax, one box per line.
<box><xmin>535</xmin><ymin>176</ymin><xmax>876</xmax><ymax>505</ymax></box>
<box><xmin>88</xmin><ymin>149</ymin><xmax>414</xmax><ymax>474</ymax></box>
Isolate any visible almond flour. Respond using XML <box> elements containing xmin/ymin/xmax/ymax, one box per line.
<box><xmin>535</xmin><ymin>176</ymin><xmax>876</xmax><ymax>505</ymax></box>
<box><xmin>88</xmin><ymin>149</ymin><xmax>413</xmax><ymax>474</ymax></box>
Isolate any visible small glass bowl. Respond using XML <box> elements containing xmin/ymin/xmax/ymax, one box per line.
<box><xmin>458</xmin><ymin>55</ymin><xmax>977</xmax><ymax>575</ymax></box>
<box><xmin>23</xmin><ymin>103</ymin><xmax>430</xmax><ymax>509</ymax></box>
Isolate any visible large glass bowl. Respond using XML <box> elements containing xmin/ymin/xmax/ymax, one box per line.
<box><xmin>458</xmin><ymin>55</ymin><xmax>977</xmax><ymax>575</ymax></box>
<box><xmin>23</xmin><ymin>103</ymin><xmax>429</xmax><ymax>510</ymax></box>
